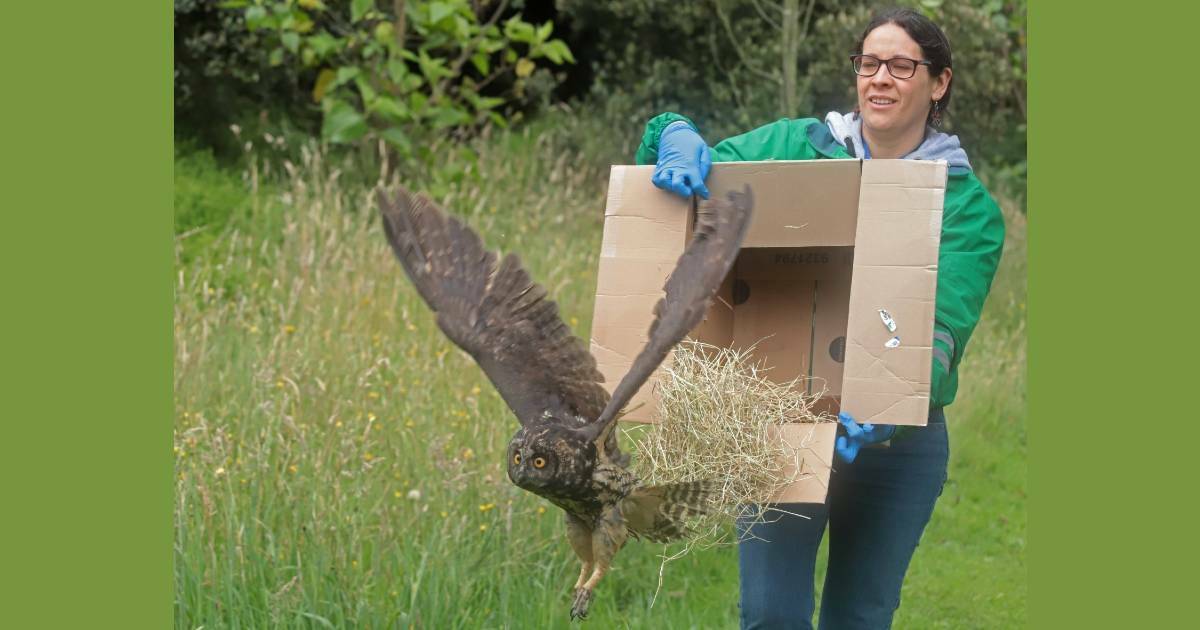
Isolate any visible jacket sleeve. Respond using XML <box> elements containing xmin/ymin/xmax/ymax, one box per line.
<box><xmin>931</xmin><ymin>177</ymin><xmax>1006</xmax><ymax>404</ymax></box>
<box><xmin>635</xmin><ymin>113</ymin><xmax>820</xmax><ymax>164</ymax></box>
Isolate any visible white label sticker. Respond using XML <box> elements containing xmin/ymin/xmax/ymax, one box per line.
<box><xmin>885</xmin><ymin>336</ymin><xmax>901</xmax><ymax>349</ymax></box>
<box><xmin>879</xmin><ymin>309</ymin><xmax>897</xmax><ymax>332</ymax></box>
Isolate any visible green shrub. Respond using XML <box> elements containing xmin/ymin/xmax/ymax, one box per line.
<box><xmin>174</xmin><ymin>144</ymin><xmax>250</xmax><ymax>244</ymax></box>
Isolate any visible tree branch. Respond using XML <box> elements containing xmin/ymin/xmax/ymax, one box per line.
<box><xmin>712</xmin><ymin>0</ymin><xmax>778</xmax><ymax>84</ymax></box>
<box><xmin>799</xmin><ymin>0</ymin><xmax>816</xmax><ymax>37</ymax></box>
<box><xmin>435</xmin><ymin>0</ymin><xmax>510</xmax><ymax>100</ymax></box>
<box><xmin>780</xmin><ymin>0</ymin><xmax>797</xmax><ymax>112</ymax></box>
<box><xmin>707</xmin><ymin>27</ymin><xmax>750</xmax><ymax>114</ymax></box>
<box><xmin>747</xmin><ymin>0</ymin><xmax>782</xmax><ymax>31</ymax></box>
<box><xmin>392</xmin><ymin>0</ymin><xmax>407</xmax><ymax>50</ymax></box>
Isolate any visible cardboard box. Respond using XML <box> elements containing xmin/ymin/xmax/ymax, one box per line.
<box><xmin>590</xmin><ymin>159</ymin><xmax>946</xmax><ymax>502</ymax></box>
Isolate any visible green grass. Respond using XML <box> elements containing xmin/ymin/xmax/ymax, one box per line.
<box><xmin>174</xmin><ymin>110</ymin><xmax>1026</xmax><ymax>628</ymax></box>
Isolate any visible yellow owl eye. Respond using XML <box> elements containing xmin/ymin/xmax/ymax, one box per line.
<box><xmin>513</xmin><ymin>453</ymin><xmax>521</xmax><ymax>465</ymax></box>
<box><xmin>533</xmin><ymin>457</ymin><xmax>547</xmax><ymax>469</ymax></box>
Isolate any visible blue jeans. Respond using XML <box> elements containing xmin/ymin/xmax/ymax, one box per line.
<box><xmin>738</xmin><ymin>408</ymin><xmax>949</xmax><ymax>630</ymax></box>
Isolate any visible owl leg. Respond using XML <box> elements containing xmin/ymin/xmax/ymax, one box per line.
<box><xmin>564</xmin><ymin>513</ymin><xmax>594</xmax><ymax>592</ymax></box>
<box><xmin>570</xmin><ymin>506</ymin><xmax>627</xmax><ymax>620</ymax></box>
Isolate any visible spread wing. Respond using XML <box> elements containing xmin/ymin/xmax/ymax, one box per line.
<box><xmin>378</xmin><ymin>187</ymin><xmax>610</xmax><ymax>427</ymax></box>
<box><xmin>586</xmin><ymin>186</ymin><xmax>753</xmax><ymax>442</ymax></box>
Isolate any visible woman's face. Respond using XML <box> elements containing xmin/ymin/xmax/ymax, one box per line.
<box><xmin>857</xmin><ymin>23</ymin><xmax>951</xmax><ymax>138</ymax></box>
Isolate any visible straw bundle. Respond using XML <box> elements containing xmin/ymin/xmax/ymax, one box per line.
<box><xmin>628</xmin><ymin>339</ymin><xmax>835</xmax><ymax>545</ymax></box>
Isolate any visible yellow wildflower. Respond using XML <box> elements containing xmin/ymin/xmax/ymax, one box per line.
<box><xmin>479</xmin><ymin>503</ymin><xmax>496</xmax><ymax>513</ymax></box>
<box><xmin>364</xmin><ymin>453</ymin><xmax>374</xmax><ymax>462</ymax></box>
<box><xmin>288</xmin><ymin>465</ymin><xmax>298</xmax><ymax>474</ymax></box>
<box><xmin>537</xmin><ymin>506</ymin><xmax>546</xmax><ymax>515</ymax></box>
<box><xmin>283</xmin><ymin>324</ymin><xmax>297</xmax><ymax>334</ymax></box>
<box><xmin>368</xmin><ymin>391</ymin><xmax>380</xmax><ymax>399</ymax></box>
<box><xmin>461</xmin><ymin>448</ymin><xmax>475</xmax><ymax>460</ymax></box>
<box><xmin>440</xmin><ymin>511</ymin><xmax>448</xmax><ymax>518</ymax></box>
<box><xmin>367</xmin><ymin>412</ymin><xmax>377</xmax><ymax>421</ymax></box>
<box><xmin>479</xmin><ymin>524</ymin><xmax>488</xmax><ymax>532</ymax></box>
<box><xmin>470</xmin><ymin>385</ymin><xmax>481</xmax><ymax>395</ymax></box>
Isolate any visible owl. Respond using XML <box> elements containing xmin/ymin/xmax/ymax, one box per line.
<box><xmin>378</xmin><ymin>184</ymin><xmax>752</xmax><ymax>619</ymax></box>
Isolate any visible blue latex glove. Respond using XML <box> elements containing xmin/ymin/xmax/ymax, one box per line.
<box><xmin>652</xmin><ymin>123</ymin><xmax>712</xmax><ymax>199</ymax></box>
<box><xmin>834</xmin><ymin>411</ymin><xmax>896</xmax><ymax>464</ymax></box>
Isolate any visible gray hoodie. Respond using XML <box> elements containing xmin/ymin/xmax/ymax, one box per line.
<box><xmin>824</xmin><ymin>111</ymin><xmax>971</xmax><ymax>172</ymax></box>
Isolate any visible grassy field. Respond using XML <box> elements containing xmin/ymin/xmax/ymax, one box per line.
<box><xmin>174</xmin><ymin>110</ymin><xmax>1026</xmax><ymax>629</ymax></box>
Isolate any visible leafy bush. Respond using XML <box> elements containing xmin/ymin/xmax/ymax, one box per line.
<box><xmin>175</xmin><ymin>0</ymin><xmax>318</xmax><ymax>158</ymax></box>
<box><xmin>223</xmin><ymin>0</ymin><xmax>574</xmax><ymax>170</ymax></box>
<box><xmin>174</xmin><ymin>139</ymin><xmax>286</xmax><ymax>266</ymax></box>
<box><xmin>175</xmin><ymin>143</ymin><xmax>251</xmax><ymax>240</ymax></box>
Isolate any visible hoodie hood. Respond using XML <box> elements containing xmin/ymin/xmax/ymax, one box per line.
<box><xmin>824</xmin><ymin>111</ymin><xmax>971</xmax><ymax>173</ymax></box>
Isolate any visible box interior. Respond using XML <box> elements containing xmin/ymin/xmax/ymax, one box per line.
<box><xmin>690</xmin><ymin>245</ymin><xmax>855</xmax><ymax>416</ymax></box>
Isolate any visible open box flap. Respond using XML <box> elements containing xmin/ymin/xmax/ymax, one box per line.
<box><xmin>838</xmin><ymin>159</ymin><xmax>945</xmax><ymax>426</ymax></box>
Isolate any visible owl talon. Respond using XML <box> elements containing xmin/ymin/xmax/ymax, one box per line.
<box><xmin>570</xmin><ymin>587</ymin><xmax>593</xmax><ymax>620</ymax></box>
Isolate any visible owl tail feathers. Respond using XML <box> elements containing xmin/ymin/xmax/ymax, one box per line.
<box><xmin>621</xmin><ymin>481</ymin><xmax>717</xmax><ymax>543</ymax></box>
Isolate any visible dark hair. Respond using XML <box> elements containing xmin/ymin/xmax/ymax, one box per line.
<box><xmin>854</xmin><ymin>7</ymin><xmax>953</xmax><ymax>125</ymax></box>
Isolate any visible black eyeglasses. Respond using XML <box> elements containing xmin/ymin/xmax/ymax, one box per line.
<box><xmin>850</xmin><ymin>54</ymin><xmax>932</xmax><ymax>79</ymax></box>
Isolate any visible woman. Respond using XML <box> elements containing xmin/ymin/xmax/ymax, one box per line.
<box><xmin>634</xmin><ymin>8</ymin><xmax>1005</xmax><ymax>629</ymax></box>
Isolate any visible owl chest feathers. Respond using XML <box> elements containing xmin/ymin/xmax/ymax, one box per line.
<box><xmin>547</xmin><ymin>461</ymin><xmax>639</xmax><ymax>521</ymax></box>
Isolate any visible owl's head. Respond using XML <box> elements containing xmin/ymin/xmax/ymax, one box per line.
<box><xmin>506</xmin><ymin>425</ymin><xmax>596</xmax><ymax>499</ymax></box>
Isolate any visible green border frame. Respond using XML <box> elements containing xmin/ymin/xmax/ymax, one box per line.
<box><xmin>1</xmin><ymin>4</ymin><xmax>172</xmax><ymax>627</ymax></box>
<box><xmin>1030</xmin><ymin>2</ymin><xmax>1199</xmax><ymax>627</ymax></box>
<box><xmin>7</xmin><ymin>1</ymin><xmax>1199</xmax><ymax>626</ymax></box>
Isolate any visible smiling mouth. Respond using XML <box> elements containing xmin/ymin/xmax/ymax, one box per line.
<box><xmin>868</xmin><ymin>97</ymin><xmax>897</xmax><ymax>106</ymax></box>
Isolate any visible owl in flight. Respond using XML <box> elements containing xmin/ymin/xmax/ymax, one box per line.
<box><xmin>378</xmin><ymin>184</ymin><xmax>752</xmax><ymax>619</ymax></box>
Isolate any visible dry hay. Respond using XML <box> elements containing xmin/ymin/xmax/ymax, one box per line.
<box><xmin>627</xmin><ymin>339</ymin><xmax>836</xmax><ymax>546</ymax></box>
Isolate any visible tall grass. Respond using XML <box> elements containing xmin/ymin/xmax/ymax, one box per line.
<box><xmin>174</xmin><ymin>109</ymin><xmax>1025</xmax><ymax>628</ymax></box>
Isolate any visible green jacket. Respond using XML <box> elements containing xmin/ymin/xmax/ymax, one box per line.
<box><xmin>635</xmin><ymin>112</ymin><xmax>1005</xmax><ymax>409</ymax></box>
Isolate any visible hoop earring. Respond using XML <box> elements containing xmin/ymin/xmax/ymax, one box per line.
<box><xmin>931</xmin><ymin>100</ymin><xmax>943</xmax><ymax>127</ymax></box>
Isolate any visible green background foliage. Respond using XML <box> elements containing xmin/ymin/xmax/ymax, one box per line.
<box><xmin>558</xmin><ymin>0</ymin><xmax>1025</xmax><ymax>186</ymax></box>
<box><xmin>176</xmin><ymin>0</ymin><xmax>1026</xmax><ymax>196</ymax></box>
<box><xmin>196</xmin><ymin>0</ymin><xmax>574</xmax><ymax>170</ymax></box>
